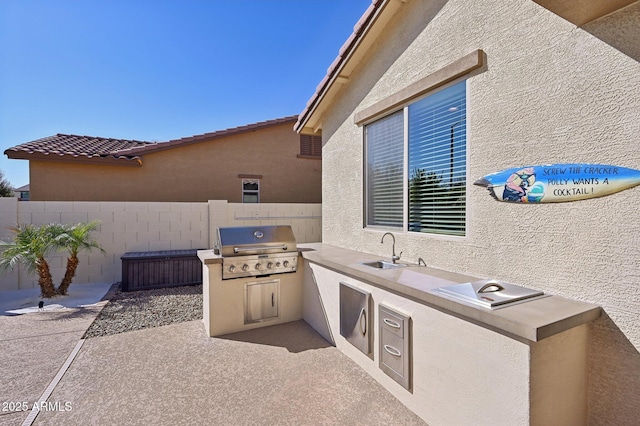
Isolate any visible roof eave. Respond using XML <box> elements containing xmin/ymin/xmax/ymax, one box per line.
<box><xmin>295</xmin><ymin>0</ymin><xmax>638</xmax><ymax>135</ymax></box>
<box><xmin>4</xmin><ymin>150</ymin><xmax>143</xmax><ymax>167</ymax></box>
<box><xmin>532</xmin><ymin>0</ymin><xmax>638</xmax><ymax>26</ymax></box>
<box><xmin>294</xmin><ymin>0</ymin><xmax>406</xmax><ymax>135</ymax></box>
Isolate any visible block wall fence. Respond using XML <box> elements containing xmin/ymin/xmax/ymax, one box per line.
<box><xmin>0</xmin><ymin>198</ymin><xmax>321</xmax><ymax>291</ymax></box>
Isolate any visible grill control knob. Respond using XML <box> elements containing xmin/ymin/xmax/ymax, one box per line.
<box><xmin>267</xmin><ymin>262</ymin><xmax>274</xmax><ymax>269</ymax></box>
<box><xmin>242</xmin><ymin>264</ymin><xmax>249</xmax><ymax>271</ymax></box>
<box><xmin>283</xmin><ymin>261</ymin><xmax>290</xmax><ymax>267</ymax></box>
<box><xmin>276</xmin><ymin>262</ymin><xmax>281</xmax><ymax>267</ymax></box>
<box><xmin>228</xmin><ymin>265</ymin><xmax>237</xmax><ymax>273</ymax></box>
<box><xmin>255</xmin><ymin>263</ymin><xmax>262</xmax><ymax>270</ymax></box>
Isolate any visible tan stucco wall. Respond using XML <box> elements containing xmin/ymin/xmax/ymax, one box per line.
<box><xmin>319</xmin><ymin>0</ymin><xmax>639</xmax><ymax>424</ymax></box>
<box><xmin>29</xmin><ymin>121</ymin><xmax>321</xmax><ymax>203</ymax></box>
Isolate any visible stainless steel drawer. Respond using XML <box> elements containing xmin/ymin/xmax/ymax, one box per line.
<box><xmin>381</xmin><ymin>329</ymin><xmax>405</xmax><ymax>375</ymax></box>
<box><xmin>379</xmin><ymin>304</ymin><xmax>411</xmax><ymax>391</ymax></box>
<box><xmin>380</xmin><ymin>306</ymin><xmax>405</xmax><ymax>339</ymax></box>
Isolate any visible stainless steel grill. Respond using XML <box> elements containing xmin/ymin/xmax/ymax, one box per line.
<box><xmin>215</xmin><ymin>225</ymin><xmax>298</xmax><ymax>279</ymax></box>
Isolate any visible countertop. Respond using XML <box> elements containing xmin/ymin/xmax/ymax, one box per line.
<box><xmin>299</xmin><ymin>243</ymin><xmax>601</xmax><ymax>342</ymax></box>
<box><xmin>198</xmin><ymin>250</ymin><xmax>222</xmax><ymax>265</ymax></box>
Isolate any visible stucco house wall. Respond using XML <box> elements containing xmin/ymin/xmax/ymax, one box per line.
<box><xmin>24</xmin><ymin>119</ymin><xmax>321</xmax><ymax>203</ymax></box>
<box><xmin>312</xmin><ymin>0</ymin><xmax>639</xmax><ymax>423</ymax></box>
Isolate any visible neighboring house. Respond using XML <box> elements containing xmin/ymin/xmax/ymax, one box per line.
<box><xmin>296</xmin><ymin>0</ymin><xmax>639</xmax><ymax>424</ymax></box>
<box><xmin>13</xmin><ymin>184</ymin><xmax>29</xmax><ymax>201</ymax></box>
<box><xmin>4</xmin><ymin>116</ymin><xmax>321</xmax><ymax>203</ymax></box>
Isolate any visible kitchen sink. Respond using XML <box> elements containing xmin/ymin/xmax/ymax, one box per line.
<box><xmin>361</xmin><ymin>260</ymin><xmax>408</xmax><ymax>269</ymax></box>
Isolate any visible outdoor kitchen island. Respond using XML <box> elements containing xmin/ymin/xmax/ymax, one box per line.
<box><xmin>198</xmin><ymin>251</ymin><xmax>303</xmax><ymax>337</ymax></box>
<box><xmin>198</xmin><ymin>225</ymin><xmax>303</xmax><ymax>337</ymax></box>
<box><xmin>199</xmin><ymin>242</ymin><xmax>601</xmax><ymax>425</ymax></box>
<box><xmin>298</xmin><ymin>243</ymin><xmax>601</xmax><ymax>426</ymax></box>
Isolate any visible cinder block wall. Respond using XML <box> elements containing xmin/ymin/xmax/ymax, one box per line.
<box><xmin>0</xmin><ymin>199</ymin><xmax>321</xmax><ymax>291</ymax></box>
<box><xmin>216</xmin><ymin>201</ymin><xmax>322</xmax><ymax>244</ymax></box>
<box><xmin>0</xmin><ymin>198</ymin><xmax>19</xmax><ymax>287</ymax></box>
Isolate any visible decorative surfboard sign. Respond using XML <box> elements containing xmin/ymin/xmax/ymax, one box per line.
<box><xmin>474</xmin><ymin>164</ymin><xmax>640</xmax><ymax>203</ymax></box>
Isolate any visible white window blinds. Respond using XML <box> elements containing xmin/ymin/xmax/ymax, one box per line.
<box><xmin>365</xmin><ymin>110</ymin><xmax>404</xmax><ymax>228</ymax></box>
<box><xmin>408</xmin><ymin>81</ymin><xmax>466</xmax><ymax>235</ymax></box>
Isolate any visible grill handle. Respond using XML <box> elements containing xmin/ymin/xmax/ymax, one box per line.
<box><xmin>233</xmin><ymin>245</ymin><xmax>288</xmax><ymax>253</ymax></box>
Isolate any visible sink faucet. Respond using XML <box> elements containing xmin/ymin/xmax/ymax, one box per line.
<box><xmin>381</xmin><ymin>232</ymin><xmax>402</xmax><ymax>263</ymax></box>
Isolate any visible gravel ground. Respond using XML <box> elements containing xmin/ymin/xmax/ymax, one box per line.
<box><xmin>83</xmin><ymin>284</ymin><xmax>202</xmax><ymax>338</ymax></box>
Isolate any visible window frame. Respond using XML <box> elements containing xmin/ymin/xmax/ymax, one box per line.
<box><xmin>242</xmin><ymin>178</ymin><xmax>260</xmax><ymax>203</ymax></box>
<box><xmin>298</xmin><ymin>134</ymin><xmax>322</xmax><ymax>159</ymax></box>
<box><xmin>363</xmin><ymin>79</ymin><xmax>469</xmax><ymax>236</ymax></box>
<box><xmin>363</xmin><ymin>109</ymin><xmax>406</xmax><ymax>231</ymax></box>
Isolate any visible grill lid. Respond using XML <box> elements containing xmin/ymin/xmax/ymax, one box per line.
<box><xmin>216</xmin><ymin>225</ymin><xmax>297</xmax><ymax>257</ymax></box>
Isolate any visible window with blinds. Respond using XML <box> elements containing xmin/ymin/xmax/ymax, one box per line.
<box><xmin>242</xmin><ymin>179</ymin><xmax>260</xmax><ymax>203</ymax></box>
<box><xmin>299</xmin><ymin>134</ymin><xmax>322</xmax><ymax>158</ymax></box>
<box><xmin>408</xmin><ymin>80</ymin><xmax>466</xmax><ymax>235</ymax></box>
<box><xmin>364</xmin><ymin>80</ymin><xmax>467</xmax><ymax>236</ymax></box>
<box><xmin>365</xmin><ymin>110</ymin><xmax>404</xmax><ymax>228</ymax></box>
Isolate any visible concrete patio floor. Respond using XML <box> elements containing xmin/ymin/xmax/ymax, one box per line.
<box><xmin>0</xmin><ymin>292</ymin><xmax>425</xmax><ymax>425</ymax></box>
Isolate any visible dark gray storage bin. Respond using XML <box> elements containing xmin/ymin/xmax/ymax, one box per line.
<box><xmin>121</xmin><ymin>249</ymin><xmax>204</xmax><ymax>291</ymax></box>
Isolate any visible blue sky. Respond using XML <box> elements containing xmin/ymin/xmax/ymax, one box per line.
<box><xmin>0</xmin><ymin>0</ymin><xmax>370</xmax><ymax>188</ymax></box>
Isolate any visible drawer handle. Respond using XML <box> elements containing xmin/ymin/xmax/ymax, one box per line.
<box><xmin>384</xmin><ymin>345</ymin><xmax>401</xmax><ymax>357</ymax></box>
<box><xmin>383</xmin><ymin>318</ymin><xmax>401</xmax><ymax>329</ymax></box>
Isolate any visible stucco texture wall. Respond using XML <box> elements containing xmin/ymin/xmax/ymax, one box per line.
<box><xmin>320</xmin><ymin>0</ymin><xmax>639</xmax><ymax>424</ymax></box>
<box><xmin>28</xmin><ymin>121</ymin><xmax>321</xmax><ymax>203</ymax></box>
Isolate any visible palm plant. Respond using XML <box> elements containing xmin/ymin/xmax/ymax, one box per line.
<box><xmin>55</xmin><ymin>221</ymin><xmax>105</xmax><ymax>295</ymax></box>
<box><xmin>0</xmin><ymin>221</ymin><xmax>105</xmax><ymax>298</ymax></box>
<box><xmin>0</xmin><ymin>224</ymin><xmax>58</xmax><ymax>297</ymax></box>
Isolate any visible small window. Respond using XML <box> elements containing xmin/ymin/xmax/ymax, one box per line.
<box><xmin>299</xmin><ymin>134</ymin><xmax>321</xmax><ymax>158</ymax></box>
<box><xmin>242</xmin><ymin>179</ymin><xmax>259</xmax><ymax>203</ymax></box>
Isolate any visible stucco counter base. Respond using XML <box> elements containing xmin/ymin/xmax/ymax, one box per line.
<box><xmin>198</xmin><ymin>250</ymin><xmax>304</xmax><ymax>337</ymax></box>
<box><xmin>299</xmin><ymin>243</ymin><xmax>600</xmax><ymax>425</ymax></box>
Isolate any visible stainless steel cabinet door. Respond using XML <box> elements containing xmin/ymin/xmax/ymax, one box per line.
<box><xmin>339</xmin><ymin>282</ymin><xmax>371</xmax><ymax>355</ymax></box>
<box><xmin>245</xmin><ymin>279</ymin><xmax>279</xmax><ymax>323</ymax></box>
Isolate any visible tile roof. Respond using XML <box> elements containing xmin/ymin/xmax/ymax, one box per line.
<box><xmin>4</xmin><ymin>115</ymin><xmax>298</xmax><ymax>164</ymax></box>
<box><xmin>114</xmin><ymin>115</ymin><xmax>298</xmax><ymax>156</ymax></box>
<box><xmin>4</xmin><ymin>134</ymin><xmax>155</xmax><ymax>164</ymax></box>
<box><xmin>294</xmin><ymin>0</ymin><xmax>384</xmax><ymax>133</ymax></box>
